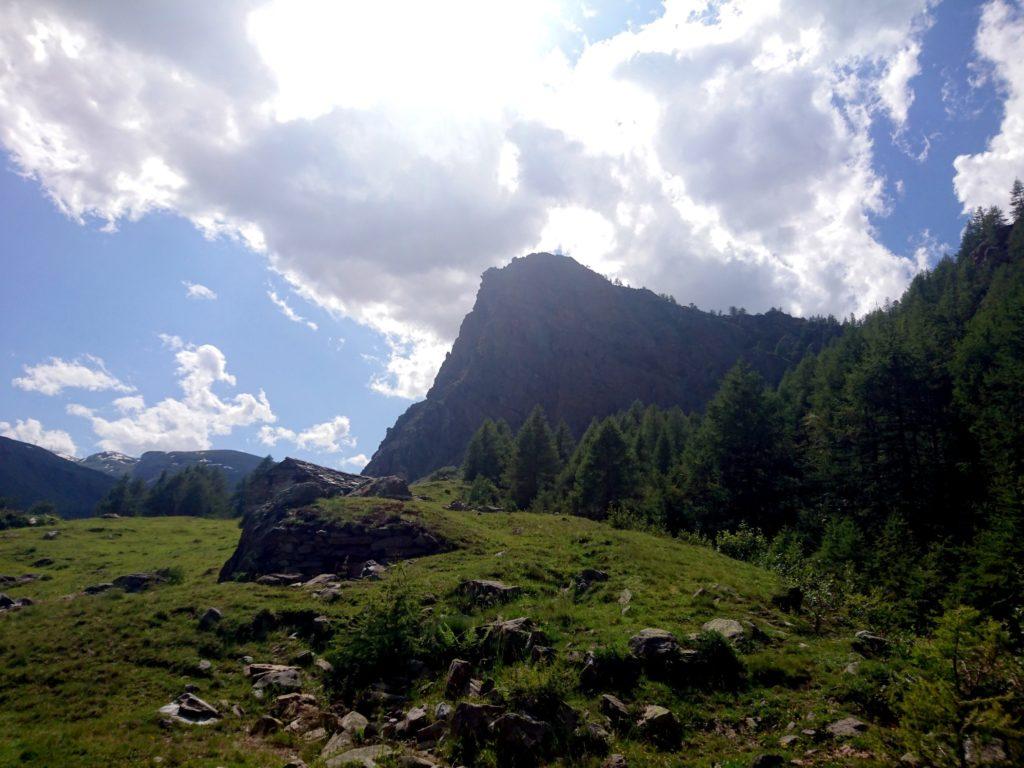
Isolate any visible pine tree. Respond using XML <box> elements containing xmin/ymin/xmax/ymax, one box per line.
<box><xmin>553</xmin><ymin>420</ymin><xmax>576</xmax><ymax>466</ymax></box>
<box><xmin>1010</xmin><ymin>178</ymin><xmax>1024</xmax><ymax>223</ymax></box>
<box><xmin>462</xmin><ymin>420</ymin><xmax>510</xmax><ymax>485</ymax></box>
<box><xmin>574</xmin><ymin>418</ymin><xmax>637</xmax><ymax>519</ymax></box>
<box><xmin>507</xmin><ymin>406</ymin><xmax>560</xmax><ymax>508</ymax></box>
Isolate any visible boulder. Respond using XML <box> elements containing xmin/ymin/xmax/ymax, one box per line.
<box><xmin>702</xmin><ymin>618</ymin><xmax>745</xmax><ymax>642</ymax></box>
<box><xmin>445</xmin><ymin>658</ymin><xmax>473</xmax><ymax>698</ymax></box>
<box><xmin>628</xmin><ymin>628</ymin><xmax>697</xmax><ymax>681</ymax></box>
<box><xmin>112</xmin><ymin>572</ymin><xmax>165</xmax><ymax>592</ymax></box>
<box><xmin>396</xmin><ymin>706</ymin><xmax>428</xmax><ymax>736</ymax></box>
<box><xmin>456</xmin><ymin>578</ymin><xmax>522</xmax><ymax>606</ymax></box>
<box><xmin>476</xmin><ymin>617</ymin><xmax>547</xmax><ymax>662</ymax></box>
<box><xmin>257</xmin><ymin>573</ymin><xmax>304</xmax><ymax>586</ymax></box>
<box><xmin>341</xmin><ymin>711</ymin><xmax>369</xmax><ymax>733</ymax></box>
<box><xmin>198</xmin><ymin>607</ymin><xmax>222</xmax><ymax>630</ymax></box>
<box><xmin>574</xmin><ymin>568</ymin><xmax>609</xmax><ymax>592</ymax></box>
<box><xmin>573</xmin><ymin>721</ymin><xmax>611</xmax><ymax>755</ymax></box>
<box><xmin>0</xmin><ymin>593</ymin><xmax>13</xmax><ymax>609</ymax></box>
<box><xmin>246</xmin><ymin>663</ymin><xmax>303</xmax><ymax>693</ymax></box>
<box><xmin>435</xmin><ymin>702</ymin><xmax>453</xmax><ymax>720</ymax></box>
<box><xmin>323</xmin><ymin>744</ymin><xmax>395</xmax><ymax>768</ymax></box>
<box><xmin>636</xmin><ymin>704</ymin><xmax>682</xmax><ymax>749</ymax></box>
<box><xmin>43</xmin><ymin>530</ymin><xmax>60</xmax><ymax>540</ymax></box>
<box><xmin>350</xmin><ymin>475</ymin><xmax>413</xmax><ymax>500</ymax></box>
<box><xmin>599</xmin><ymin>694</ymin><xmax>632</xmax><ymax>732</ymax></box>
<box><xmin>603</xmin><ymin>755</ymin><xmax>628</xmax><ymax>768</ymax></box>
<box><xmin>450</xmin><ymin>701</ymin><xmax>504</xmax><ymax>741</ymax></box>
<box><xmin>250</xmin><ymin>715</ymin><xmax>284</xmax><ymax>736</ymax></box>
<box><xmin>852</xmin><ymin>630</ymin><xmax>891</xmax><ymax>658</ymax></box>
<box><xmin>489</xmin><ymin>712</ymin><xmax>551</xmax><ymax>756</ymax></box>
<box><xmin>826</xmin><ymin>717</ymin><xmax>868</xmax><ymax>738</ymax></box>
<box><xmin>360</xmin><ymin>561</ymin><xmax>388</xmax><ymax>580</ymax></box>
<box><xmin>159</xmin><ymin>692</ymin><xmax>220</xmax><ymax>725</ymax></box>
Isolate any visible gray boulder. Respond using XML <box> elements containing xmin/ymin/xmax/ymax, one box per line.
<box><xmin>636</xmin><ymin>704</ymin><xmax>682</xmax><ymax>749</ymax></box>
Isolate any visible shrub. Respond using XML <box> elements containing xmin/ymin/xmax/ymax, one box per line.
<box><xmin>715</xmin><ymin>522</ymin><xmax>769</xmax><ymax>562</ymax></box>
<box><xmin>691</xmin><ymin>630</ymin><xmax>746</xmax><ymax>690</ymax></box>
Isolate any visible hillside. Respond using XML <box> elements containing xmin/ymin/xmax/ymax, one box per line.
<box><xmin>0</xmin><ymin>480</ymin><xmax>902</xmax><ymax>768</ymax></box>
<box><xmin>366</xmin><ymin>253</ymin><xmax>840</xmax><ymax>480</ymax></box>
<box><xmin>0</xmin><ymin>436</ymin><xmax>115</xmax><ymax>518</ymax></box>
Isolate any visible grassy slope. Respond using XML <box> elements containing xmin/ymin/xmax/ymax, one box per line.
<box><xmin>0</xmin><ymin>481</ymin><xmax>883</xmax><ymax>767</ymax></box>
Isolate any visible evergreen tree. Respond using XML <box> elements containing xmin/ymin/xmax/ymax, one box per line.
<box><xmin>1010</xmin><ymin>178</ymin><xmax>1024</xmax><ymax>223</ymax></box>
<box><xmin>507</xmin><ymin>406</ymin><xmax>560</xmax><ymax>508</ymax></box>
<box><xmin>462</xmin><ymin>419</ymin><xmax>510</xmax><ymax>485</ymax></box>
<box><xmin>553</xmin><ymin>420</ymin><xmax>576</xmax><ymax>466</ymax></box>
<box><xmin>573</xmin><ymin>418</ymin><xmax>637</xmax><ymax>519</ymax></box>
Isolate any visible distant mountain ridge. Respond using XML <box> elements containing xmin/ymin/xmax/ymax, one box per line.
<box><xmin>0</xmin><ymin>437</ymin><xmax>115</xmax><ymax>518</ymax></box>
<box><xmin>78</xmin><ymin>449</ymin><xmax>266</xmax><ymax>490</ymax></box>
<box><xmin>365</xmin><ymin>252</ymin><xmax>842</xmax><ymax>480</ymax></box>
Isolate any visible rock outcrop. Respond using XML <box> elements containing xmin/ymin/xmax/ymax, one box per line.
<box><xmin>364</xmin><ymin>253</ymin><xmax>842</xmax><ymax>480</ymax></box>
<box><xmin>219</xmin><ymin>458</ymin><xmax>448</xmax><ymax>581</ymax></box>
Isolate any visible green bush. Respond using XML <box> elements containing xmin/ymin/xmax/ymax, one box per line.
<box><xmin>691</xmin><ymin>630</ymin><xmax>746</xmax><ymax>690</ymax></box>
<box><xmin>715</xmin><ymin>522</ymin><xmax>769</xmax><ymax>562</ymax></box>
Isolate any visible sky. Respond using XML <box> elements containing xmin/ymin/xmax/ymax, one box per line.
<box><xmin>1</xmin><ymin>0</ymin><xmax>1022</xmax><ymax>470</ymax></box>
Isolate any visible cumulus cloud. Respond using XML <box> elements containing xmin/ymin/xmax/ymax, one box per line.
<box><xmin>267</xmin><ymin>289</ymin><xmax>317</xmax><ymax>331</ymax></box>
<box><xmin>0</xmin><ymin>0</ymin><xmax>940</xmax><ymax>398</ymax></box>
<box><xmin>13</xmin><ymin>355</ymin><xmax>133</xmax><ymax>396</ymax></box>
<box><xmin>340</xmin><ymin>453</ymin><xmax>369</xmax><ymax>471</ymax></box>
<box><xmin>259</xmin><ymin>415</ymin><xmax>354</xmax><ymax>453</ymax></box>
<box><xmin>184</xmin><ymin>281</ymin><xmax>217</xmax><ymax>300</ymax></box>
<box><xmin>953</xmin><ymin>0</ymin><xmax>1024</xmax><ymax>212</ymax></box>
<box><xmin>0</xmin><ymin>417</ymin><xmax>77</xmax><ymax>456</ymax></box>
<box><xmin>68</xmin><ymin>339</ymin><xmax>275</xmax><ymax>454</ymax></box>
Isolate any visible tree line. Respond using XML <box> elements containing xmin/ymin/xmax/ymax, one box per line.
<box><xmin>457</xmin><ymin>179</ymin><xmax>1024</xmax><ymax>633</ymax></box>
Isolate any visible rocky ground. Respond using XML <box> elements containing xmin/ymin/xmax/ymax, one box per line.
<box><xmin>0</xmin><ymin>479</ymin><xmax>898</xmax><ymax>767</ymax></box>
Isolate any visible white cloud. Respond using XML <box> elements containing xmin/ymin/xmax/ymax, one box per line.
<box><xmin>953</xmin><ymin>0</ymin><xmax>1024</xmax><ymax>212</ymax></box>
<box><xmin>68</xmin><ymin>340</ymin><xmax>275</xmax><ymax>453</ymax></box>
<box><xmin>267</xmin><ymin>289</ymin><xmax>318</xmax><ymax>331</ymax></box>
<box><xmin>1</xmin><ymin>417</ymin><xmax>77</xmax><ymax>456</ymax></box>
<box><xmin>0</xmin><ymin>0</ymin><xmax>940</xmax><ymax>399</ymax></box>
<box><xmin>184</xmin><ymin>280</ymin><xmax>217</xmax><ymax>300</ymax></box>
<box><xmin>259</xmin><ymin>415</ymin><xmax>354</xmax><ymax>453</ymax></box>
<box><xmin>12</xmin><ymin>355</ymin><xmax>133</xmax><ymax>396</ymax></box>
<box><xmin>340</xmin><ymin>453</ymin><xmax>369</xmax><ymax>471</ymax></box>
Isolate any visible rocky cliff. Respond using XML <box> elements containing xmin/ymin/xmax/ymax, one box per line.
<box><xmin>365</xmin><ymin>253</ymin><xmax>841</xmax><ymax>480</ymax></box>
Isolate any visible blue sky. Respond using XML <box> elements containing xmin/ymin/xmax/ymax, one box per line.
<box><xmin>1</xmin><ymin>0</ymin><xmax>1022</xmax><ymax>467</ymax></box>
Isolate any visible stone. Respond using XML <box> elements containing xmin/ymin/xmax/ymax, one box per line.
<box><xmin>603</xmin><ymin>755</ymin><xmax>628</xmax><ymax>768</ymax></box>
<box><xmin>489</xmin><ymin>712</ymin><xmax>551</xmax><ymax>756</ymax></box>
<box><xmin>852</xmin><ymin>630</ymin><xmax>891</xmax><ymax>658</ymax></box>
<box><xmin>291</xmin><ymin>649</ymin><xmax>315</xmax><ymax>666</ymax></box>
<box><xmin>636</xmin><ymin>704</ymin><xmax>682</xmax><ymax>749</ymax></box>
<box><xmin>574</xmin><ymin>568</ymin><xmax>609</xmax><ymax>592</ymax></box>
<box><xmin>750</xmin><ymin>755</ymin><xmax>785</xmax><ymax>768</ymax></box>
<box><xmin>198</xmin><ymin>607</ymin><xmax>222</xmax><ymax>630</ymax></box>
<box><xmin>779</xmin><ymin>734</ymin><xmax>799</xmax><ymax>747</ymax></box>
<box><xmin>341</xmin><ymin>711</ymin><xmax>369</xmax><ymax>733</ymax></box>
<box><xmin>435</xmin><ymin>701</ymin><xmax>453</xmax><ymax>720</ymax></box>
<box><xmin>360</xmin><ymin>561</ymin><xmax>387</xmax><ymax>580</ymax></box>
<box><xmin>112</xmin><ymin>572</ymin><xmax>165</xmax><ymax>593</ymax></box>
<box><xmin>315</xmin><ymin>657</ymin><xmax>335</xmax><ymax>674</ymax></box>
<box><xmin>964</xmin><ymin>737</ymin><xmax>1007</xmax><ymax>766</ymax></box>
<box><xmin>445</xmin><ymin>658</ymin><xmax>473</xmax><ymax>698</ymax></box>
<box><xmin>323</xmin><ymin>744</ymin><xmax>395</xmax><ymax>768</ymax></box>
<box><xmin>159</xmin><ymin>692</ymin><xmax>220</xmax><ymax>725</ymax></box>
<box><xmin>257</xmin><ymin>573</ymin><xmax>304</xmax><ymax>586</ymax></box>
<box><xmin>450</xmin><ymin>701</ymin><xmax>504</xmax><ymax>741</ymax></box>
<box><xmin>281</xmin><ymin>761</ymin><xmax>308</xmax><ymax>768</ymax></box>
<box><xmin>84</xmin><ymin>582</ymin><xmax>114</xmax><ymax>595</ymax></box>
<box><xmin>599</xmin><ymin>694</ymin><xmax>631</xmax><ymax>732</ymax></box>
<box><xmin>826</xmin><ymin>717</ymin><xmax>868</xmax><ymax>738</ymax></box>
<box><xmin>43</xmin><ymin>530</ymin><xmax>60</xmax><ymax>540</ymax></box>
<box><xmin>397</xmin><ymin>706</ymin><xmax>428</xmax><ymax>735</ymax></box>
<box><xmin>702</xmin><ymin>618</ymin><xmax>745</xmax><ymax>641</ymax></box>
<box><xmin>573</xmin><ymin>721</ymin><xmax>611</xmax><ymax>755</ymax></box>
<box><xmin>628</xmin><ymin>628</ymin><xmax>697</xmax><ymax>681</ymax></box>
<box><xmin>31</xmin><ymin>558</ymin><xmax>54</xmax><ymax>567</ymax></box>
<box><xmin>0</xmin><ymin>593</ymin><xmax>13</xmax><ymax>609</ymax></box>
<box><xmin>196</xmin><ymin>659</ymin><xmax>212</xmax><ymax>675</ymax></box>
<box><xmin>320</xmin><ymin>731</ymin><xmax>354</xmax><ymax>760</ymax></box>
<box><xmin>456</xmin><ymin>578</ymin><xmax>522</xmax><ymax>606</ymax></box>
<box><xmin>246</xmin><ymin>664</ymin><xmax>302</xmax><ymax>693</ymax></box>
<box><xmin>273</xmin><ymin>693</ymin><xmax>318</xmax><ymax>721</ymax></box>
<box><xmin>349</xmin><ymin>475</ymin><xmax>413</xmax><ymax>500</ymax></box>
<box><xmin>250</xmin><ymin>715</ymin><xmax>284</xmax><ymax>736</ymax></box>
<box><xmin>476</xmin><ymin>616</ymin><xmax>547</xmax><ymax>662</ymax></box>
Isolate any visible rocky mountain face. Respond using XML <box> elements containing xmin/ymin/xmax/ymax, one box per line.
<box><xmin>80</xmin><ymin>449</ymin><xmax>265</xmax><ymax>490</ymax></box>
<box><xmin>0</xmin><ymin>437</ymin><xmax>115</xmax><ymax>518</ymax></box>
<box><xmin>365</xmin><ymin>252</ymin><xmax>842</xmax><ymax>480</ymax></box>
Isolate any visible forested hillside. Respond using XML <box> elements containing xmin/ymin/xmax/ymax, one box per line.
<box><xmin>455</xmin><ymin>183</ymin><xmax>1024</xmax><ymax>633</ymax></box>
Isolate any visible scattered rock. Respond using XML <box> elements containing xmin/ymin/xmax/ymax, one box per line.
<box><xmin>196</xmin><ymin>659</ymin><xmax>212</xmax><ymax>675</ymax></box>
<box><xmin>0</xmin><ymin>593</ymin><xmax>13</xmax><ymax>609</ymax></box>
<box><xmin>341</xmin><ymin>711</ymin><xmax>369</xmax><ymax>733</ymax></box>
<box><xmin>489</xmin><ymin>712</ymin><xmax>551</xmax><ymax>757</ymax></box>
<box><xmin>456</xmin><ymin>578</ymin><xmax>522</xmax><ymax>606</ymax></box>
<box><xmin>198</xmin><ymin>607</ymin><xmax>222</xmax><ymax>630</ymax></box>
<box><xmin>396</xmin><ymin>706</ymin><xmax>428</xmax><ymax>736</ymax></box>
<box><xmin>628</xmin><ymin>628</ymin><xmax>696</xmax><ymax>681</ymax></box>
<box><xmin>257</xmin><ymin>573</ymin><xmax>304</xmax><ymax>586</ymax></box>
<box><xmin>315</xmin><ymin>657</ymin><xmax>334</xmax><ymax>674</ymax></box>
<box><xmin>574</xmin><ymin>568</ymin><xmax>609</xmax><ymax>592</ymax></box>
<box><xmin>112</xmin><ymin>572</ymin><xmax>165</xmax><ymax>593</ymax></box>
<box><xmin>31</xmin><ymin>557</ymin><xmax>54</xmax><ymax>567</ymax></box>
<box><xmin>323</xmin><ymin>744</ymin><xmax>395</xmax><ymax>768</ymax></box>
<box><xmin>291</xmin><ymin>649</ymin><xmax>315</xmax><ymax>666</ymax></box>
<box><xmin>779</xmin><ymin>734</ymin><xmax>799</xmax><ymax>747</ymax></box>
<box><xmin>159</xmin><ymin>692</ymin><xmax>220</xmax><ymax>725</ymax></box>
<box><xmin>750</xmin><ymin>754</ymin><xmax>785</xmax><ymax>768</ymax></box>
<box><xmin>827</xmin><ymin>717</ymin><xmax>868</xmax><ymax>738</ymax></box>
<box><xmin>42</xmin><ymin>530</ymin><xmax>60</xmax><ymax>540</ymax></box>
<box><xmin>964</xmin><ymin>736</ymin><xmax>1007</xmax><ymax>766</ymax></box>
<box><xmin>84</xmin><ymin>582</ymin><xmax>114</xmax><ymax>595</ymax></box>
<box><xmin>603</xmin><ymin>755</ymin><xmax>627</xmax><ymax>768</ymax></box>
<box><xmin>701</xmin><ymin>618</ymin><xmax>745</xmax><ymax>642</ymax></box>
<box><xmin>573</xmin><ymin>721</ymin><xmax>611</xmax><ymax>755</ymax></box>
<box><xmin>852</xmin><ymin>630</ymin><xmax>891</xmax><ymax>658</ymax></box>
<box><xmin>349</xmin><ymin>475</ymin><xmax>413</xmax><ymax>500</ymax></box>
<box><xmin>450</xmin><ymin>701</ymin><xmax>504</xmax><ymax>741</ymax></box>
<box><xmin>636</xmin><ymin>704</ymin><xmax>682</xmax><ymax>749</ymax></box>
<box><xmin>444</xmin><ymin>658</ymin><xmax>473</xmax><ymax>697</ymax></box>
<box><xmin>360</xmin><ymin>560</ymin><xmax>388</xmax><ymax>580</ymax></box>
<box><xmin>599</xmin><ymin>694</ymin><xmax>632</xmax><ymax>732</ymax></box>
<box><xmin>446</xmin><ymin>500</ymin><xmax>468</xmax><ymax>511</ymax></box>
<box><xmin>476</xmin><ymin>617</ymin><xmax>547</xmax><ymax>662</ymax></box>
<box><xmin>246</xmin><ymin>663</ymin><xmax>303</xmax><ymax>693</ymax></box>
<box><xmin>435</xmin><ymin>702</ymin><xmax>453</xmax><ymax>720</ymax></box>
<box><xmin>250</xmin><ymin>715</ymin><xmax>284</xmax><ymax>736</ymax></box>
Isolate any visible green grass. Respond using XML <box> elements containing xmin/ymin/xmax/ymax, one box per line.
<box><xmin>0</xmin><ymin>482</ymin><xmax>892</xmax><ymax>767</ymax></box>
